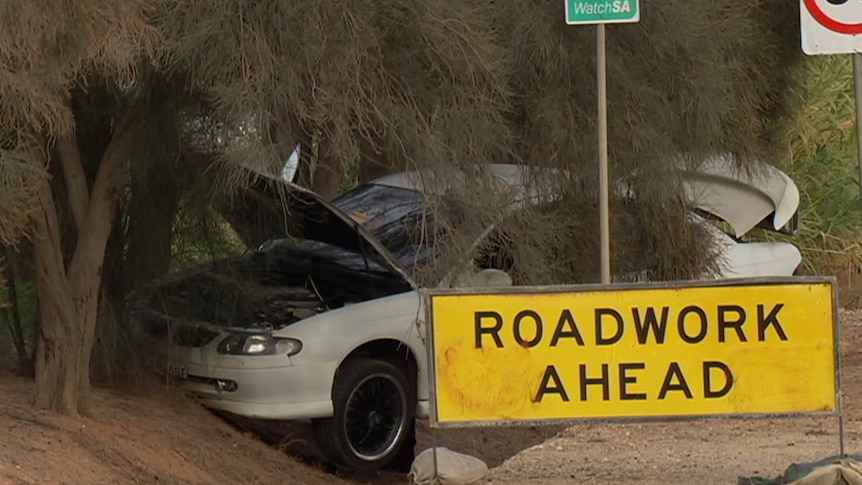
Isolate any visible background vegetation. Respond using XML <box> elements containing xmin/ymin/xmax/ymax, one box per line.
<box><xmin>767</xmin><ymin>56</ymin><xmax>862</xmax><ymax>307</ymax></box>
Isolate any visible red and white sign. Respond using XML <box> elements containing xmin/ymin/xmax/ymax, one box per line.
<box><xmin>801</xmin><ymin>0</ymin><xmax>862</xmax><ymax>55</ymax></box>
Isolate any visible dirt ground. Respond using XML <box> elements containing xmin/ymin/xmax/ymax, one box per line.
<box><xmin>0</xmin><ymin>311</ymin><xmax>859</xmax><ymax>485</ymax></box>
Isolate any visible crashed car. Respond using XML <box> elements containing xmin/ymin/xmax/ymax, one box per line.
<box><xmin>679</xmin><ymin>155</ymin><xmax>803</xmax><ymax>277</ymax></box>
<box><xmin>371</xmin><ymin>157</ymin><xmax>803</xmax><ymax>278</ymax></box>
<box><xmin>128</xmin><ymin>159</ymin><xmax>801</xmax><ymax>471</ymax></box>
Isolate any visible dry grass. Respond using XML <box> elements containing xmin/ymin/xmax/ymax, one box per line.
<box><xmin>771</xmin><ymin>56</ymin><xmax>862</xmax><ymax>307</ymax></box>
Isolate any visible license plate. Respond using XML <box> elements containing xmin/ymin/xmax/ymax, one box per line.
<box><xmin>167</xmin><ymin>364</ymin><xmax>188</xmax><ymax>379</ymax></box>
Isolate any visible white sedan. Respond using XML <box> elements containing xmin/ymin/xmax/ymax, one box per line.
<box><xmin>129</xmin><ymin>158</ymin><xmax>802</xmax><ymax>471</ymax></box>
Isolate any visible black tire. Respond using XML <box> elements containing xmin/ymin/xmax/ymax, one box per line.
<box><xmin>313</xmin><ymin>357</ymin><xmax>416</xmax><ymax>471</ymax></box>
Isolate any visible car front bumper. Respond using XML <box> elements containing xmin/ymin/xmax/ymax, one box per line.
<box><xmin>168</xmin><ymin>346</ymin><xmax>338</xmax><ymax>420</ymax></box>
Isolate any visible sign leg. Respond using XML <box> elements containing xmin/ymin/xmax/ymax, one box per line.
<box><xmin>839</xmin><ymin>392</ymin><xmax>846</xmax><ymax>457</ymax></box>
<box><xmin>855</xmin><ymin>54</ymin><xmax>862</xmax><ymax>226</ymax></box>
<box><xmin>597</xmin><ymin>23</ymin><xmax>610</xmax><ymax>284</ymax></box>
<box><xmin>432</xmin><ymin>427</ymin><xmax>439</xmax><ymax>479</ymax></box>
<box><xmin>838</xmin><ymin>297</ymin><xmax>847</xmax><ymax>457</ymax></box>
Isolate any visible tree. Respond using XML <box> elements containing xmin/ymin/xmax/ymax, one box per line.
<box><xmin>0</xmin><ymin>0</ymin><xmax>804</xmax><ymax>414</ymax></box>
<box><xmin>0</xmin><ymin>0</ymin><xmax>510</xmax><ymax>414</ymax></box>
<box><xmin>478</xmin><ymin>0</ymin><xmax>803</xmax><ymax>283</ymax></box>
<box><xmin>0</xmin><ymin>0</ymin><xmax>160</xmax><ymax>413</ymax></box>
<box><xmin>157</xmin><ymin>0</ymin><xmax>511</xmax><ymax>197</ymax></box>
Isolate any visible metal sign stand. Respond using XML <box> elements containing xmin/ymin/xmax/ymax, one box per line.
<box><xmin>597</xmin><ymin>23</ymin><xmax>611</xmax><ymax>285</ymax></box>
<box><xmin>839</xmin><ymin>391</ymin><xmax>846</xmax><ymax>456</ymax></box>
<box><xmin>838</xmin><ymin>305</ymin><xmax>847</xmax><ymax>456</ymax></box>
<box><xmin>847</xmin><ymin>58</ymin><xmax>862</xmax><ymax>456</ymax></box>
<box><xmin>565</xmin><ymin>0</ymin><xmax>639</xmax><ymax>283</ymax></box>
<box><xmin>855</xmin><ymin>53</ymin><xmax>862</xmax><ymax>230</ymax></box>
<box><xmin>432</xmin><ymin>427</ymin><xmax>439</xmax><ymax>479</ymax></box>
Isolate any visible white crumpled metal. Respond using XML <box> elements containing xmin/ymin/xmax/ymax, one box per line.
<box><xmin>408</xmin><ymin>447</ymin><xmax>489</xmax><ymax>485</ymax></box>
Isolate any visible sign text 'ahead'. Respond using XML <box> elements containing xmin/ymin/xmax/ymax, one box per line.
<box><xmin>427</xmin><ymin>280</ymin><xmax>837</xmax><ymax>426</ymax></box>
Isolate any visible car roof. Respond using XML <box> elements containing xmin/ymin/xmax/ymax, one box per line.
<box><xmin>371</xmin><ymin>156</ymin><xmax>799</xmax><ymax>237</ymax></box>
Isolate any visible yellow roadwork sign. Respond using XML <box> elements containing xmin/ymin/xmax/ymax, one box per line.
<box><xmin>426</xmin><ymin>279</ymin><xmax>837</xmax><ymax>426</ymax></box>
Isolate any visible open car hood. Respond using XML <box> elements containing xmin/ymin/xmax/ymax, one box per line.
<box><xmin>216</xmin><ymin>176</ymin><xmax>418</xmax><ymax>289</ymax></box>
<box><xmin>680</xmin><ymin>154</ymin><xmax>799</xmax><ymax>237</ymax></box>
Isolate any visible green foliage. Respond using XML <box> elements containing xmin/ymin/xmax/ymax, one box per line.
<box><xmin>0</xmin><ymin>276</ymin><xmax>36</xmax><ymax>333</ymax></box>
<box><xmin>0</xmin><ymin>274</ymin><xmax>37</xmax><ymax>368</ymax></box>
<box><xmin>171</xmin><ymin>208</ymin><xmax>246</xmax><ymax>271</ymax></box>
<box><xmin>778</xmin><ymin>55</ymin><xmax>862</xmax><ymax>303</ymax></box>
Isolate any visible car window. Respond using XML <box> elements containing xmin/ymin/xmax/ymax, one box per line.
<box><xmin>333</xmin><ymin>184</ymin><xmax>452</xmax><ymax>274</ymax></box>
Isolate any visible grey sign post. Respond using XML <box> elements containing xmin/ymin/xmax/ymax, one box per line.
<box><xmin>565</xmin><ymin>0</ymin><xmax>640</xmax><ymax>284</ymax></box>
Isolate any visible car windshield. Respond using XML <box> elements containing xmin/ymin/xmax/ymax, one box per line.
<box><xmin>333</xmin><ymin>184</ymin><xmax>452</xmax><ymax>275</ymax></box>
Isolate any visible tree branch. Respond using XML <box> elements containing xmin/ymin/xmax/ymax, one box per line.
<box><xmin>56</xmin><ymin>99</ymin><xmax>89</xmax><ymax>232</ymax></box>
<box><xmin>30</xmin><ymin>139</ymin><xmax>69</xmax><ymax>291</ymax></box>
<box><xmin>67</xmin><ymin>106</ymin><xmax>142</xmax><ymax>287</ymax></box>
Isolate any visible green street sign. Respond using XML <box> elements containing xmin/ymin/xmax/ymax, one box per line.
<box><xmin>565</xmin><ymin>0</ymin><xmax>640</xmax><ymax>25</ymax></box>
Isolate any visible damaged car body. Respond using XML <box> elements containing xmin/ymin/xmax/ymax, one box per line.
<box><xmin>130</xmin><ymin>179</ymin><xmax>439</xmax><ymax>471</ymax></box>
<box><xmin>128</xmin><ymin>159</ymin><xmax>802</xmax><ymax>471</ymax></box>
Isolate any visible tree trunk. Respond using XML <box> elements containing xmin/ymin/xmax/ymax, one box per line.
<box><xmin>32</xmin><ymin>105</ymin><xmax>140</xmax><ymax>415</ymax></box>
<box><xmin>124</xmin><ymin>153</ymin><xmax>179</xmax><ymax>292</ymax></box>
<box><xmin>32</xmin><ymin>178</ymin><xmax>83</xmax><ymax>413</ymax></box>
<box><xmin>1</xmin><ymin>245</ymin><xmax>32</xmax><ymax>373</ymax></box>
<box><xmin>33</xmin><ymin>288</ymin><xmax>82</xmax><ymax>413</ymax></box>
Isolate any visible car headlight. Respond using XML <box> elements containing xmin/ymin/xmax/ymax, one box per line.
<box><xmin>217</xmin><ymin>334</ymin><xmax>302</xmax><ymax>356</ymax></box>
